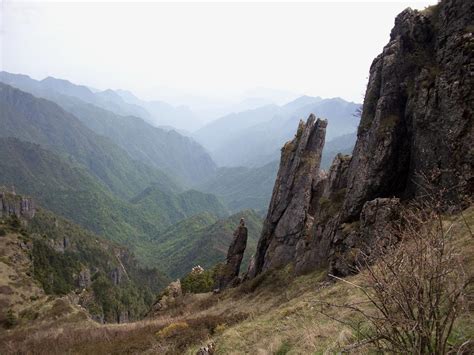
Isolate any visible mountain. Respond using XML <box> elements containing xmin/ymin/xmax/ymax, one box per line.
<box><xmin>196</xmin><ymin>160</ymin><xmax>279</xmax><ymax>213</ymax></box>
<box><xmin>194</xmin><ymin>96</ymin><xmax>360</xmax><ymax>167</ymax></box>
<box><xmin>151</xmin><ymin>210</ymin><xmax>263</xmax><ymax>278</ymax></box>
<box><xmin>0</xmin><ymin>73</ymin><xmax>217</xmax><ymax>186</ymax></box>
<box><xmin>115</xmin><ymin>89</ymin><xmax>202</xmax><ymax>131</ymax></box>
<box><xmin>0</xmin><ymin>137</ymin><xmax>229</xmax><ymax>265</ymax></box>
<box><xmin>320</xmin><ymin>132</ymin><xmax>357</xmax><ymax>169</ymax></box>
<box><xmin>130</xmin><ymin>186</ymin><xmax>228</xmax><ymax>227</ymax></box>
<box><xmin>40</xmin><ymin>76</ymin><xmax>152</xmax><ymax>120</ymax></box>
<box><xmin>193</xmin><ymin>104</ymin><xmax>281</xmax><ymax>152</ymax></box>
<box><xmin>0</xmin><ymin>82</ymin><xmax>178</xmax><ymax>198</ymax></box>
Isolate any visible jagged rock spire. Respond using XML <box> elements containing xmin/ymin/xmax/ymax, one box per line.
<box><xmin>252</xmin><ymin>115</ymin><xmax>327</xmax><ymax>276</ymax></box>
<box><xmin>216</xmin><ymin>218</ymin><xmax>248</xmax><ymax>289</ymax></box>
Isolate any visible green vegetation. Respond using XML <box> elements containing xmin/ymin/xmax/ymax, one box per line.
<box><xmin>5</xmin><ymin>309</ymin><xmax>18</xmax><ymax>329</ymax></box>
<box><xmin>152</xmin><ymin>210</ymin><xmax>263</xmax><ymax>278</ymax></box>
<box><xmin>180</xmin><ymin>266</ymin><xmax>220</xmax><ymax>294</ymax></box>
<box><xmin>0</xmin><ymin>72</ymin><xmax>217</xmax><ymax>186</ymax></box>
<box><xmin>0</xmin><ymin>82</ymin><xmax>179</xmax><ymax>199</ymax></box>
<box><xmin>196</xmin><ymin>161</ymin><xmax>278</xmax><ymax>214</ymax></box>
<box><xmin>32</xmin><ymin>239</ymin><xmax>81</xmax><ymax>295</ymax></box>
<box><xmin>25</xmin><ymin>208</ymin><xmax>170</xmax><ymax>322</ymax></box>
<box><xmin>0</xmin><ymin>137</ymin><xmax>228</xmax><ymax>267</ymax></box>
<box><xmin>130</xmin><ymin>186</ymin><xmax>228</xmax><ymax>227</ymax></box>
<box><xmin>318</xmin><ymin>188</ymin><xmax>347</xmax><ymax>222</ymax></box>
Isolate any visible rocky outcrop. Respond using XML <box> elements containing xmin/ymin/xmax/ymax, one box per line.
<box><xmin>77</xmin><ymin>268</ymin><xmax>91</xmax><ymax>289</ymax></box>
<box><xmin>330</xmin><ymin>198</ymin><xmax>401</xmax><ymax>276</ymax></box>
<box><xmin>150</xmin><ymin>279</ymin><xmax>182</xmax><ymax>313</ymax></box>
<box><xmin>0</xmin><ymin>188</ymin><xmax>36</xmax><ymax>220</ymax></box>
<box><xmin>253</xmin><ymin>115</ymin><xmax>327</xmax><ymax>275</ymax></box>
<box><xmin>342</xmin><ymin>0</ymin><xmax>472</xmax><ymax>221</ymax></box>
<box><xmin>217</xmin><ymin>218</ymin><xmax>248</xmax><ymax>288</ymax></box>
<box><xmin>251</xmin><ymin>0</ymin><xmax>473</xmax><ymax>278</ymax></box>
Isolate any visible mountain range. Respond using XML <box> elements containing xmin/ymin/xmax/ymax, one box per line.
<box><xmin>0</xmin><ymin>72</ymin><xmax>215</xmax><ymax>186</ymax></box>
<box><xmin>193</xmin><ymin>95</ymin><xmax>360</xmax><ymax>167</ymax></box>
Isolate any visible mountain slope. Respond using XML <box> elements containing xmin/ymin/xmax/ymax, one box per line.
<box><xmin>40</xmin><ymin>76</ymin><xmax>152</xmax><ymax>120</ymax></box>
<box><xmin>0</xmin><ymin>137</ymin><xmax>229</xmax><ymax>266</ymax></box>
<box><xmin>196</xmin><ymin>161</ymin><xmax>279</xmax><ymax>213</ymax></box>
<box><xmin>0</xmin><ymin>73</ymin><xmax>217</xmax><ymax>186</ymax></box>
<box><xmin>130</xmin><ymin>186</ymin><xmax>228</xmax><ymax>226</ymax></box>
<box><xmin>115</xmin><ymin>89</ymin><xmax>202</xmax><ymax>131</ymax></box>
<box><xmin>0</xmin><ymin>191</ymin><xmax>169</xmax><ymax>325</ymax></box>
<box><xmin>0</xmin><ymin>82</ymin><xmax>179</xmax><ymax>198</ymax></box>
<box><xmin>152</xmin><ymin>210</ymin><xmax>263</xmax><ymax>278</ymax></box>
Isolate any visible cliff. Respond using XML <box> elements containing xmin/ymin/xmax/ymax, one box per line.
<box><xmin>0</xmin><ymin>187</ymin><xmax>36</xmax><ymax>220</ymax></box>
<box><xmin>252</xmin><ymin>0</ymin><xmax>473</xmax><ymax>277</ymax></box>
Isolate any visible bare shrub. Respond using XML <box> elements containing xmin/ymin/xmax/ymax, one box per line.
<box><xmin>321</xmin><ymin>199</ymin><xmax>471</xmax><ymax>354</ymax></box>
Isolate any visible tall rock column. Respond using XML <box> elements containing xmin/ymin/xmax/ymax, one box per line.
<box><xmin>217</xmin><ymin>218</ymin><xmax>248</xmax><ymax>289</ymax></box>
<box><xmin>252</xmin><ymin>115</ymin><xmax>327</xmax><ymax>276</ymax></box>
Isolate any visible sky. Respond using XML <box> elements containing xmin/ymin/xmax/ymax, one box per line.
<box><xmin>1</xmin><ymin>0</ymin><xmax>437</xmax><ymax>105</ymax></box>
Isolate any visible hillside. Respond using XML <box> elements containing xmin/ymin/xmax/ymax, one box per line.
<box><xmin>196</xmin><ymin>161</ymin><xmax>279</xmax><ymax>213</ymax></box>
<box><xmin>130</xmin><ymin>186</ymin><xmax>228</xmax><ymax>227</ymax></box>
<box><xmin>151</xmin><ymin>210</ymin><xmax>263</xmax><ymax>278</ymax></box>
<box><xmin>0</xmin><ymin>191</ymin><xmax>169</xmax><ymax>326</ymax></box>
<box><xmin>115</xmin><ymin>89</ymin><xmax>202</xmax><ymax>131</ymax></box>
<box><xmin>0</xmin><ymin>137</ymin><xmax>229</xmax><ymax>266</ymax></box>
<box><xmin>0</xmin><ymin>82</ymin><xmax>178</xmax><ymax>198</ymax></box>
<box><xmin>0</xmin><ymin>72</ymin><xmax>217</xmax><ymax>186</ymax></box>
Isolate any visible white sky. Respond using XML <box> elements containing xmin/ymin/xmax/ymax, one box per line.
<box><xmin>1</xmin><ymin>0</ymin><xmax>436</xmax><ymax>103</ymax></box>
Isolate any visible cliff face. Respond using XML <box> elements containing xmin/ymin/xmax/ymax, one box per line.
<box><xmin>252</xmin><ymin>0</ymin><xmax>473</xmax><ymax>277</ymax></box>
<box><xmin>0</xmin><ymin>188</ymin><xmax>36</xmax><ymax>220</ymax></box>
<box><xmin>252</xmin><ymin>115</ymin><xmax>327</xmax><ymax>276</ymax></box>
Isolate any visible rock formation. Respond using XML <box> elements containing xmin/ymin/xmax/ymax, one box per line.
<box><xmin>0</xmin><ymin>188</ymin><xmax>36</xmax><ymax>220</ymax></box>
<box><xmin>252</xmin><ymin>0</ymin><xmax>473</xmax><ymax>278</ymax></box>
<box><xmin>150</xmin><ymin>279</ymin><xmax>182</xmax><ymax>313</ymax></box>
<box><xmin>217</xmin><ymin>218</ymin><xmax>248</xmax><ymax>288</ymax></box>
<box><xmin>253</xmin><ymin>116</ymin><xmax>327</xmax><ymax>276</ymax></box>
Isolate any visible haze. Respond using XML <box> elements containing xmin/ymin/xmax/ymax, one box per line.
<box><xmin>1</xmin><ymin>0</ymin><xmax>436</xmax><ymax>109</ymax></box>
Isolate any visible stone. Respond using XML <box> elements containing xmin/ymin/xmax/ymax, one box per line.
<box><xmin>330</xmin><ymin>198</ymin><xmax>401</xmax><ymax>276</ymax></box>
<box><xmin>77</xmin><ymin>268</ymin><xmax>91</xmax><ymax>289</ymax></box>
<box><xmin>253</xmin><ymin>115</ymin><xmax>327</xmax><ymax>275</ymax></box>
<box><xmin>217</xmin><ymin>218</ymin><xmax>248</xmax><ymax>289</ymax></box>
<box><xmin>150</xmin><ymin>279</ymin><xmax>182</xmax><ymax>313</ymax></box>
<box><xmin>0</xmin><ymin>188</ymin><xmax>36</xmax><ymax>220</ymax></box>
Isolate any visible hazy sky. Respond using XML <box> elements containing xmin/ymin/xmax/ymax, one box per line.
<box><xmin>1</xmin><ymin>0</ymin><xmax>436</xmax><ymax>104</ymax></box>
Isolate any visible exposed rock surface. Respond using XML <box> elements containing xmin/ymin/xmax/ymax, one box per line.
<box><xmin>0</xmin><ymin>188</ymin><xmax>36</xmax><ymax>220</ymax></box>
<box><xmin>150</xmin><ymin>279</ymin><xmax>182</xmax><ymax>313</ymax></box>
<box><xmin>253</xmin><ymin>115</ymin><xmax>327</xmax><ymax>276</ymax></box>
<box><xmin>217</xmin><ymin>218</ymin><xmax>248</xmax><ymax>288</ymax></box>
<box><xmin>330</xmin><ymin>198</ymin><xmax>401</xmax><ymax>276</ymax></box>
<box><xmin>252</xmin><ymin>0</ymin><xmax>473</xmax><ymax>278</ymax></box>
